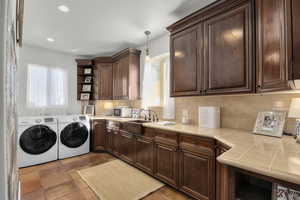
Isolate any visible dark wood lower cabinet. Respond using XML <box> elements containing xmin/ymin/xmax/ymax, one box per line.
<box><xmin>101</xmin><ymin>125</ymin><xmax>217</xmax><ymax>200</ymax></box>
<box><xmin>216</xmin><ymin>142</ymin><xmax>232</xmax><ymax>200</ymax></box>
<box><xmin>105</xmin><ymin>129</ymin><xmax>113</xmax><ymax>153</ymax></box>
<box><xmin>179</xmin><ymin>150</ymin><xmax>215</xmax><ymax>200</ymax></box>
<box><xmin>112</xmin><ymin>130</ymin><xmax>120</xmax><ymax>156</ymax></box>
<box><xmin>154</xmin><ymin>143</ymin><xmax>178</xmax><ymax>188</ymax></box>
<box><xmin>91</xmin><ymin>120</ymin><xmax>106</xmax><ymax>151</ymax></box>
<box><xmin>135</xmin><ymin>136</ymin><xmax>154</xmax><ymax>174</ymax></box>
<box><xmin>118</xmin><ymin>131</ymin><xmax>135</xmax><ymax>164</ymax></box>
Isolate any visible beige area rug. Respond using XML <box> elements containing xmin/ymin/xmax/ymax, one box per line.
<box><xmin>78</xmin><ymin>160</ymin><xmax>164</xmax><ymax>200</ymax></box>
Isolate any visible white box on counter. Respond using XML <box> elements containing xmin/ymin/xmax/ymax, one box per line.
<box><xmin>198</xmin><ymin>106</ymin><xmax>220</xmax><ymax>128</ymax></box>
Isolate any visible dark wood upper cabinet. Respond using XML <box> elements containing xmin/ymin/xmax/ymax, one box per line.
<box><xmin>113</xmin><ymin>61</ymin><xmax>121</xmax><ymax>99</ymax></box>
<box><xmin>170</xmin><ymin>26</ymin><xmax>201</xmax><ymax>96</ymax></box>
<box><xmin>167</xmin><ymin>0</ymin><xmax>299</xmax><ymax>96</ymax></box>
<box><xmin>92</xmin><ymin>48</ymin><xmax>140</xmax><ymax>100</ymax></box>
<box><xmin>112</xmin><ymin>49</ymin><xmax>140</xmax><ymax>100</ymax></box>
<box><xmin>203</xmin><ymin>1</ymin><xmax>254</xmax><ymax>94</ymax></box>
<box><xmin>256</xmin><ymin>0</ymin><xmax>290</xmax><ymax>92</ymax></box>
<box><xmin>291</xmin><ymin>0</ymin><xmax>300</xmax><ymax>80</ymax></box>
<box><xmin>91</xmin><ymin>119</ymin><xmax>106</xmax><ymax>151</ymax></box>
<box><xmin>95</xmin><ymin>63</ymin><xmax>113</xmax><ymax>100</ymax></box>
<box><xmin>119</xmin><ymin>56</ymin><xmax>129</xmax><ymax>99</ymax></box>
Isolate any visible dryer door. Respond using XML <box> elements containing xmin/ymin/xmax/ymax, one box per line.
<box><xmin>60</xmin><ymin>122</ymin><xmax>88</xmax><ymax>148</ymax></box>
<box><xmin>20</xmin><ymin>125</ymin><xmax>57</xmax><ymax>155</ymax></box>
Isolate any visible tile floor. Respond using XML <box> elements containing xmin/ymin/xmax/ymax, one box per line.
<box><xmin>19</xmin><ymin>152</ymin><xmax>192</xmax><ymax>200</ymax></box>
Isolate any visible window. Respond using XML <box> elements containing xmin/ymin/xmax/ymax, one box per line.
<box><xmin>26</xmin><ymin>64</ymin><xmax>68</xmax><ymax>108</ymax></box>
<box><xmin>141</xmin><ymin>58</ymin><xmax>161</xmax><ymax>108</ymax></box>
<box><xmin>141</xmin><ymin>54</ymin><xmax>175</xmax><ymax>119</ymax></box>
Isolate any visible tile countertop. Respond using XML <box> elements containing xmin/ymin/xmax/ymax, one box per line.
<box><xmin>91</xmin><ymin>116</ymin><xmax>300</xmax><ymax>186</ymax></box>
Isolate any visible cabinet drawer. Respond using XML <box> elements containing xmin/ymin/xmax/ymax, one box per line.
<box><xmin>154</xmin><ymin>129</ymin><xmax>179</xmax><ymax>146</ymax></box>
<box><xmin>180</xmin><ymin>134</ymin><xmax>215</xmax><ymax>156</ymax></box>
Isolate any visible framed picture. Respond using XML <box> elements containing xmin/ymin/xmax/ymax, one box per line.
<box><xmin>82</xmin><ymin>84</ymin><xmax>91</xmax><ymax>92</ymax></box>
<box><xmin>84</xmin><ymin>76</ymin><xmax>92</xmax><ymax>83</ymax></box>
<box><xmin>253</xmin><ymin>111</ymin><xmax>286</xmax><ymax>138</ymax></box>
<box><xmin>83</xmin><ymin>105</ymin><xmax>95</xmax><ymax>116</ymax></box>
<box><xmin>84</xmin><ymin>68</ymin><xmax>92</xmax><ymax>74</ymax></box>
<box><xmin>80</xmin><ymin>93</ymin><xmax>90</xmax><ymax>100</ymax></box>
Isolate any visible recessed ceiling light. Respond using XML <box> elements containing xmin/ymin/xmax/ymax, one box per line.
<box><xmin>58</xmin><ymin>5</ymin><xmax>69</xmax><ymax>13</ymax></box>
<box><xmin>47</xmin><ymin>38</ymin><xmax>55</xmax><ymax>42</ymax></box>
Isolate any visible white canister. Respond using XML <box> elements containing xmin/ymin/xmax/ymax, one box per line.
<box><xmin>198</xmin><ymin>106</ymin><xmax>220</xmax><ymax>128</ymax></box>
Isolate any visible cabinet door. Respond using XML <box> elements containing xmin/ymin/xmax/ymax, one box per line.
<box><xmin>170</xmin><ymin>26</ymin><xmax>202</xmax><ymax>96</ymax></box>
<box><xmin>179</xmin><ymin>150</ymin><xmax>215</xmax><ymax>200</ymax></box>
<box><xmin>154</xmin><ymin>143</ymin><xmax>178</xmax><ymax>187</ymax></box>
<box><xmin>105</xmin><ymin>129</ymin><xmax>113</xmax><ymax>153</ymax></box>
<box><xmin>99</xmin><ymin>63</ymin><xmax>113</xmax><ymax>100</ymax></box>
<box><xmin>203</xmin><ymin>1</ymin><xmax>254</xmax><ymax>95</ymax></box>
<box><xmin>91</xmin><ymin>120</ymin><xmax>106</xmax><ymax>151</ymax></box>
<box><xmin>112</xmin><ymin>131</ymin><xmax>120</xmax><ymax>156</ymax></box>
<box><xmin>113</xmin><ymin>61</ymin><xmax>121</xmax><ymax>99</ymax></box>
<box><xmin>119</xmin><ymin>56</ymin><xmax>129</xmax><ymax>99</ymax></box>
<box><xmin>291</xmin><ymin>0</ymin><xmax>300</xmax><ymax>80</ymax></box>
<box><xmin>256</xmin><ymin>0</ymin><xmax>290</xmax><ymax>92</ymax></box>
<box><xmin>119</xmin><ymin>131</ymin><xmax>135</xmax><ymax>164</ymax></box>
<box><xmin>216</xmin><ymin>146</ymin><xmax>230</xmax><ymax>200</ymax></box>
<box><xmin>135</xmin><ymin>136</ymin><xmax>154</xmax><ymax>174</ymax></box>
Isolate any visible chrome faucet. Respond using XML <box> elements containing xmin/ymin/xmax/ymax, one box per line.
<box><xmin>140</xmin><ymin>109</ymin><xmax>159</xmax><ymax>122</ymax></box>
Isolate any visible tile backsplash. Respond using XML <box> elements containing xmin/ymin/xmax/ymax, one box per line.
<box><xmin>94</xmin><ymin>92</ymin><xmax>300</xmax><ymax>133</ymax></box>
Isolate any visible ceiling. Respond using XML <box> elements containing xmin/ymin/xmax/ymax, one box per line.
<box><xmin>23</xmin><ymin>0</ymin><xmax>216</xmax><ymax>57</ymax></box>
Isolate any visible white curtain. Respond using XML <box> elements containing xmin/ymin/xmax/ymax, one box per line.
<box><xmin>27</xmin><ymin>64</ymin><xmax>68</xmax><ymax>108</ymax></box>
<box><xmin>141</xmin><ymin>58</ymin><xmax>160</xmax><ymax>109</ymax></box>
<box><xmin>163</xmin><ymin>59</ymin><xmax>175</xmax><ymax>119</ymax></box>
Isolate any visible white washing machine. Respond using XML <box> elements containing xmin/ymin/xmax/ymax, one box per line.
<box><xmin>18</xmin><ymin>116</ymin><xmax>58</xmax><ymax>168</ymax></box>
<box><xmin>58</xmin><ymin>115</ymin><xmax>90</xmax><ymax>159</ymax></box>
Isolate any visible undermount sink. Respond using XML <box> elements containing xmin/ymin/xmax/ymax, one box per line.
<box><xmin>121</xmin><ymin>120</ymin><xmax>150</xmax><ymax>135</ymax></box>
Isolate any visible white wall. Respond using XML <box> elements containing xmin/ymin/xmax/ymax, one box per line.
<box><xmin>18</xmin><ymin>45</ymin><xmax>81</xmax><ymax>116</ymax></box>
<box><xmin>0</xmin><ymin>0</ymin><xmax>7</xmax><ymax>198</ymax></box>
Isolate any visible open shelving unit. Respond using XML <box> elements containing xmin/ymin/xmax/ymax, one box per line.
<box><xmin>76</xmin><ymin>59</ymin><xmax>95</xmax><ymax>101</ymax></box>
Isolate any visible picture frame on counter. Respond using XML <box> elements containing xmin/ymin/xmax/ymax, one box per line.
<box><xmin>80</xmin><ymin>93</ymin><xmax>90</xmax><ymax>100</ymax></box>
<box><xmin>84</xmin><ymin>76</ymin><xmax>92</xmax><ymax>83</ymax></box>
<box><xmin>253</xmin><ymin>111</ymin><xmax>286</xmax><ymax>138</ymax></box>
<box><xmin>83</xmin><ymin>104</ymin><xmax>95</xmax><ymax>116</ymax></box>
<box><xmin>83</xmin><ymin>68</ymin><xmax>92</xmax><ymax>74</ymax></box>
<box><xmin>82</xmin><ymin>84</ymin><xmax>92</xmax><ymax>92</ymax></box>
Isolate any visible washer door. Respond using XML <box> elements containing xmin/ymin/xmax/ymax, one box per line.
<box><xmin>20</xmin><ymin>125</ymin><xmax>57</xmax><ymax>155</ymax></box>
<box><xmin>60</xmin><ymin>122</ymin><xmax>88</xmax><ymax>148</ymax></box>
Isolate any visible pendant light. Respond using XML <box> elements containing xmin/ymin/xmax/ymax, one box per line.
<box><xmin>144</xmin><ymin>30</ymin><xmax>151</xmax><ymax>62</ymax></box>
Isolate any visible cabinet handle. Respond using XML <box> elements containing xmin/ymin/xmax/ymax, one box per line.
<box><xmin>256</xmin><ymin>85</ymin><xmax>261</xmax><ymax>88</ymax></box>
